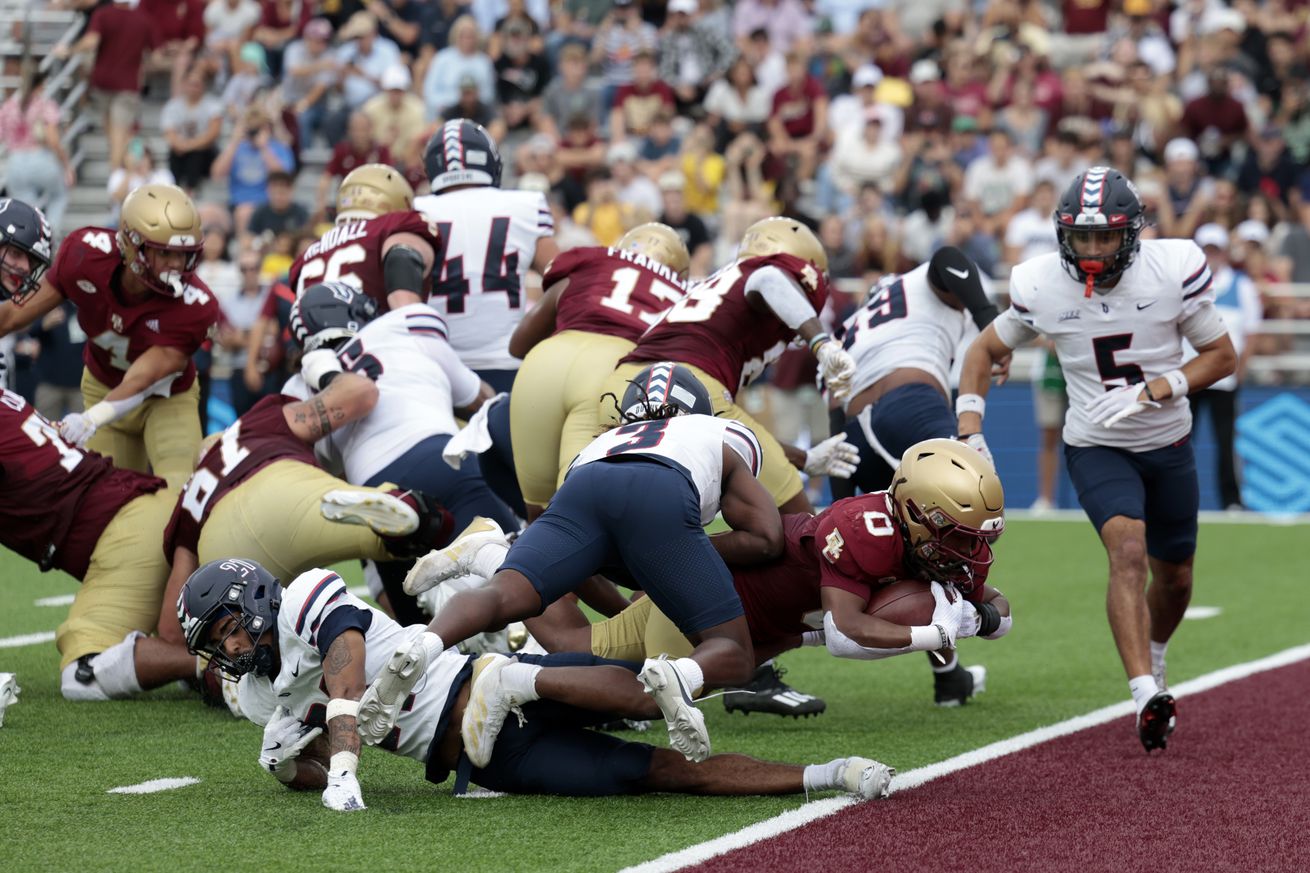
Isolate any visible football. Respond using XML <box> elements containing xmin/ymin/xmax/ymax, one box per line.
<box><xmin>864</xmin><ymin>579</ymin><xmax>935</xmax><ymax>626</ymax></box>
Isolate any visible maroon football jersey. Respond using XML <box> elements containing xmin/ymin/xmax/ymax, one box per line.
<box><xmin>163</xmin><ymin>394</ymin><xmax>316</xmax><ymax>556</ymax></box>
<box><xmin>48</xmin><ymin>227</ymin><xmax>219</xmax><ymax>394</ymax></box>
<box><xmin>0</xmin><ymin>389</ymin><xmax>165</xmax><ymax>579</ymax></box>
<box><xmin>289</xmin><ymin>211</ymin><xmax>442</xmax><ymax>309</ymax></box>
<box><xmin>620</xmin><ymin>253</ymin><xmax>830</xmax><ymax>395</ymax></box>
<box><xmin>545</xmin><ymin>246</ymin><xmax>686</xmax><ymax>342</ymax></box>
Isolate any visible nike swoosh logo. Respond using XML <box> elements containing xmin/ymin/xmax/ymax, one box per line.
<box><xmin>945</xmin><ymin>266</ymin><xmax>970</xmax><ymax>279</ymax></box>
<box><xmin>290</xmin><ymin>661</ymin><xmax>301</xmax><ymax>678</ymax></box>
<box><xmin>1136</xmin><ymin>301</ymin><xmax>1157</xmax><ymax>310</ymax></box>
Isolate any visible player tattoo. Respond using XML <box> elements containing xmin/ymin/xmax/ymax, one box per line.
<box><xmin>323</xmin><ymin>636</ymin><xmax>362</xmax><ymax>755</ymax></box>
<box><xmin>312</xmin><ymin>396</ymin><xmax>333</xmax><ymax>437</ymax></box>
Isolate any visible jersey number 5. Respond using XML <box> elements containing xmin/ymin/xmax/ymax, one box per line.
<box><xmin>1092</xmin><ymin>333</ymin><xmax>1144</xmax><ymax>386</ymax></box>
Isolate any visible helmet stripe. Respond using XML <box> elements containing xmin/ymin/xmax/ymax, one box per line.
<box><xmin>644</xmin><ymin>361</ymin><xmax>674</xmax><ymax>404</ymax></box>
<box><xmin>1080</xmin><ymin>167</ymin><xmax>1108</xmax><ymax>213</ymax></box>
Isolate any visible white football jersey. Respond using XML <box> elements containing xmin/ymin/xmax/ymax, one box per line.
<box><xmin>415</xmin><ymin>187</ymin><xmax>553</xmax><ymax>370</ymax></box>
<box><xmin>236</xmin><ymin>568</ymin><xmax>471</xmax><ymax>764</ymax></box>
<box><xmin>994</xmin><ymin>240</ymin><xmax>1227</xmax><ymax>451</ymax></box>
<box><xmin>568</xmin><ymin>414</ymin><xmax>763</xmax><ymax>523</ymax></box>
<box><xmin>840</xmin><ymin>261</ymin><xmax>978</xmax><ymax>408</ymax></box>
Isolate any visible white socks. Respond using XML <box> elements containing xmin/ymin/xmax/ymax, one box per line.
<box><xmin>471</xmin><ymin>542</ymin><xmax>511</xmax><ymax>579</ymax></box>
<box><xmin>673</xmin><ymin>658</ymin><xmax>705</xmax><ymax>696</ymax></box>
<box><xmin>500</xmin><ymin>661</ymin><xmax>542</xmax><ymax>703</ymax></box>
<box><xmin>802</xmin><ymin>758</ymin><xmax>846</xmax><ymax>794</ymax></box>
<box><xmin>931</xmin><ymin>651</ymin><xmax>959</xmax><ymax>674</ymax></box>
<box><xmin>1128</xmin><ymin>674</ymin><xmax>1160</xmax><ymax>714</ymax></box>
<box><xmin>1150</xmin><ymin>640</ymin><xmax>1169</xmax><ymax>687</ymax></box>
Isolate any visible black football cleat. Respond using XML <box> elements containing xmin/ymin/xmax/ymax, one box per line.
<box><xmin>722</xmin><ymin>663</ymin><xmax>826</xmax><ymax>718</ymax></box>
<box><xmin>933</xmin><ymin>663</ymin><xmax>986</xmax><ymax>707</ymax></box>
<box><xmin>1137</xmin><ymin>691</ymin><xmax>1177</xmax><ymax>752</ymax></box>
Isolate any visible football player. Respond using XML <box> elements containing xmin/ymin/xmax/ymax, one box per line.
<box><xmin>0</xmin><ymin>198</ymin><xmax>53</xmax><ymax>310</ymax></box>
<box><xmin>0</xmin><ymin>385</ymin><xmax>199</xmax><ymax>701</ymax></box>
<box><xmin>289</xmin><ymin>163</ymin><xmax>442</xmax><ymax>312</ymax></box>
<box><xmin>155</xmin><ymin>370</ymin><xmax>455</xmax><ymax>652</ymax></box>
<box><xmin>506</xmin><ymin>223</ymin><xmax>690</xmax><ymax>519</ymax></box>
<box><xmin>957</xmin><ymin>167</ymin><xmax>1238</xmax><ymax>752</ymax></box>
<box><xmin>286</xmin><ymin>281</ymin><xmax>516</xmax><ymax>623</ymax></box>
<box><xmin>414</xmin><ymin>119</ymin><xmax>559</xmax><ymax>393</ymax></box>
<box><xmin>362</xmin><ymin>363</ymin><xmax>784</xmax><ymax>765</ymax></box>
<box><xmin>602</xmin><ymin>217</ymin><xmax>860</xmax><ymax>514</ymax></box>
<box><xmin>0</xmin><ymin>184</ymin><xmax>218</xmax><ymax>490</ymax></box>
<box><xmin>178</xmin><ymin>558</ymin><xmax>894</xmax><ymax>809</ymax></box>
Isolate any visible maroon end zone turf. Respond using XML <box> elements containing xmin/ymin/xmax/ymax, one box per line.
<box><xmin>691</xmin><ymin>660</ymin><xmax>1310</xmax><ymax>873</ymax></box>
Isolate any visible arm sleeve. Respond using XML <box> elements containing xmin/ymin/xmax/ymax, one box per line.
<box><xmin>1179</xmin><ymin>300</ymin><xmax>1228</xmax><ymax>348</ymax></box>
<box><xmin>743</xmin><ymin>265</ymin><xmax>818</xmax><ymax>330</ymax></box>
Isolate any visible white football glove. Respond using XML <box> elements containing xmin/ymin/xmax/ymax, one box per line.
<box><xmin>300</xmin><ymin>348</ymin><xmax>345</xmax><ymax>392</ymax></box>
<box><xmin>1086</xmin><ymin>383</ymin><xmax>1160</xmax><ymax>428</ymax></box>
<box><xmin>956</xmin><ymin>600</ymin><xmax>982</xmax><ymax>641</ymax></box>
<box><xmin>258</xmin><ymin>705</ymin><xmax>323</xmax><ymax>782</ymax></box>
<box><xmin>322</xmin><ymin>769</ymin><xmax>366</xmax><ymax>812</ymax></box>
<box><xmin>958</xmin><ymin>432</ymin><xmax>994</xmax><ymax>467</ymax></box>
<box><xmin>804</xmin><ymin>434</ymin><xmax>861</xmax><ymax>479</ymax></box>
<box><xmin>927</xmin><ymin>581</ymin><xmax>965</xmax><ymax>649</ymax></box>
<box><xmin>814</xmin><ymin>340</ymin><xmax>857</xmax><ymax>401</ymax></box>
<box><xmin>58</xmin><ymin>412</ymin><xmax>97</xmax><ymax>448</ymax></box>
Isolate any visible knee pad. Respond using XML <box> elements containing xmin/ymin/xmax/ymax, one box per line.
<box><xmin>59</xmin><ymin>631</ymin><xmax>144</xmax><ymax>701</ymax></box>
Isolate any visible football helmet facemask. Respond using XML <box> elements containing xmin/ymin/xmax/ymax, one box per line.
<box><xmin>118</xmin><ymin>183</ymin><xmax>204</xmax><ymax>298</ymax></box>
<box><xmin>336</xmin><ymin>163</ymin><xmax>415</xmax><ymax>221</ymax></box>
<box><xmin>618</xmin><ymin>361</ymin><xmax>715</xmax><ymax>420</ymax></box>
<box><xmin>1054</xmin><ymin>167</ymin><xmax>1145</xmax><ymax>296</ymax></box>
<box><xmin>615</xmin><ymin>223</ymin><xmax>691</xmax><ymax>279</ymax></box>
<box><xmin>289</xmin><ymin>281</ymin><xmax>379</xmax><ymax>353</ymax></box>
<box><xmin>738</xmin><ymin>217</ymin><xmax>829</xmax><ymax>274</ymax></box>
<box><xmin>423</xmin><ymin>118</ymin><xmax>503</xmax><ymax>194</ymax></box>
<box><xmin>177</xmin><ymin>558</ymin><xmax>282</xmax><ymax>678</ymax></box>
<box><xmin>0</xmin><ymin>197</ymin><xmax>53</xmax><ymax>305</ymax></box>
<box><xmin>889</xmin><ymin>438</ymin><xmax>1005</xmax><ymax>593</ymax></box>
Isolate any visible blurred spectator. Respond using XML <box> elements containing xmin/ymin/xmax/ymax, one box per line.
<box><xmin>204</xmin><ymin>0</ymin><xmax>263</xmax><ymax>65</ymax></box>
<box><xmin>221</xmin><ymin>42</ymin><xmax>273</xmax><ymax>120</ymax></box>
<box><xmin>1236</xmin><ymin>126</ymin><xmax>1299</xmax><ymax>213</ymax></box>
<box><xmin>573</xmin><ymin>168</ymin><xmax>641</xmax><ymax>247</ymax></box>
<box><xmin>1110</xmin><ymin>0</ymin><xmax>1175</xmax><ymax>77</ymax></box>
<box><xmin>1182</xmin><ymin>67</ymin><xmax>1249</xmax><ymax>174</ymax></box>
<box><xmin>250</xmin><ymin>170</ymin><xmax>310</xmax><ymax>246</ymax></box>
<box><xmin>495</xmin><ymin>19</ymin><xmax>551</xmax><ymax>134</ymax></box>
<box><xmin>541</xmin><ymin>43</ymin><xmax>603</xmax><ymax>138</ymax></box>
<box><xmin>638</xmin><ymin>112</ymin><xmax>683</xmax><ymax>176</ymax></box>
<box><xmin>660</xmin><ymin>0</ymin><xmax>736</xmax><ymax>115</ymax></box>
<box><xmin>28</xmin><ymin>302</ymin><xmax>85</xmax><ymax>422</ymax></box>
<box><xmin>1032</xmin><ymin>126</ymin><xmax>1088</xmax><ymax>191</ymax></box>
<box><xmin>332</xmin><ymin>12</ymin><xmax>403</xmax><ymax>140</ymax></box>
<box><xmin>962</xmin><ymin>128</ymin><xmax>1032</xmax><ymax>234</ymax></box>
<box><xmin>554</xmin><ymin>0</ymin><xmax>608</xmax><ymax>47</ymax></box>
<box><xmin>196</xmin><ymin>220</ymin><xmax>240</xmax><ymax>306</ymax></box>
<box><xmin>211</xmin><ymin>105</ymin><xmax>295</xmax><ymax>236</ymax></box>
<box><xmin>657</xmin><ymin>172</ymin><xmax>713</xmax><ymax>278</ymax></box>
<box><xmin>1003</xmin><ymin>179</ymin><xmax>1060</xmax><ymax>267</ymax></box>
<box><xmin>817</xmin><ymin>213</ymin><xmax>858</xmax><ymax>280</ymax></box>
<box><xmin>1163</xmin><ymin>136</ymin><xmax>1213</xmax><ymax>238</ymax></box>
<box><xmin>473</xmin><ymin>0</ymin><xmax>549</xmax><ymax>38</ymax></box>
<box><xmin>161</xmin><ymin>66</ymin><xmax>224</xmax><ymax>192</ymax></box>
<box><xmin>424</xmin><ymin>15</ymin><xmax>497</xmax><ymax>119</ymax></box>
<box><xmin>737</xmin><ymin>27</ymin><xmax>786</xmax><ymax>96</ymax></box>
<box><xmin>898</xmin><ymin>187</ymin><xmax>953</xmax><ymax>266</ymax></box>
<box><xmin>826</xmin><ymin>110</ymin><xmax>901</xmax><ymax>207</ymax></box>
<box><xmin>1186</xmin><ymin>223</ymin><xmax>1262</xmax><ymax>510</ymax></box>
<box><xmin>610</xmin><ymin>50</ymin><xmax>676</xmax><ymax>141</ymax></box>
<box><xmin>717</xmin><ymin>133</ymin><xmax>773</xmax><ymax>255</ymax></box>
<box><xmin>243</xmin><ymin>277</ymin><xmax>297</xmax><ymax>401</ymax></box>
<box><xmin>281</xmin><ymin>18</ymin><xmax>340</xmax><ymax>148</ymax></box>
<box><xmin>767</xmin><ymin>51</ymin><xmax>829</xmax><ymax>182</ymax></box>
<box><xmin>679</xmin><ymin>123</ymin><xmax>727</xmax><ymax>218</ymax></box>
<box><xmin>363</xmin><ymin>65</ymin><xmax>429</xmax><ymax>159</ymax></box>
<box><xmin>140</xmin><ymin>0</ymin><xmax>205</xmax><ymax>82</ymax></box>
<box><xmin>317</xmin><ymin>111</ymin><xmax>391</xmax><ymax>220</ymax></box>
<box><xmin>732</xmin><ymin>0</ymin><xmax>813</xmax><ymax>54</ymax></box>
<box><xmin>703</xmin><ymin>56</ymin><xmax>770</xmax><ymax>151</ymax></box>
<box><xmin>556</xmin><ymin>115</ymin><xmax>606</xmax><ymax>206</ymax></box>
<box><xmin>217</xmin><ymin>247</ymin><xmax>273</xmax><ymax>416</ymax></box>
<box><xmin>0</xmin><ymin>66</ymin><xmax>75</xmax><ymax>230</ymax></box>
<box><xmin>254</xmin><ymin>0</ymin><xmax>315</xmax><ymax>78</ymax></box>
<box><xmin>447</xmin><ymin>76</ymin><xmax>507</xmax><ymax>142</ymax></box>
<box><xmin>544</xmin><ymin>188</ymin><xmax>597</xmax><ymax>250</ymax></box>
<box><xmin>893</xmin><ymin>129</ymin><xmax>959</xmax><ymax>215</ymax></box>
<box><xmin>487</xmin><ymin>0</ymin><xmax>547</xmax><ymax>59</ymax></box>
<box><xmin>829</xmin><ymin>65</ymin><xmax>890</xmax><ymax>139</ymax></box>
<box><xmin>607</xmin><ymin>142</ymin><xmax>660</xmax><ymax>219</ymax></box>
<box><xmin>996</xmin><ymin>78</ymin><xmax>1048</xmax><ymax>156</ymax></box>
<box><xmin>367</xmin><ymin>0</ymin><xmax>438</xmax><ymax>63</ymax></box>
<box><xmin>592</xmin><ymin>0</ymin><xmax>658</xmax><ymax>93</ymax></box>
<box><xmin>947</xmin><ymin>203</ymin><xmax>1001</xmax><ymax>278</ymax></box>
<box><xmin>108</xmin><ymin>140</ymin><xmax>175</xmax><ymax>224</ymax></box>
<box><xmin>56</xmin><ymin>0</ymin><xmax>158</xmax><ymax>170</ymax></box>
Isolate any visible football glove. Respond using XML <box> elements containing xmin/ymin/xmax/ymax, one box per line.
<box><xmin>258</xmin><ymin>705</ymin><xmax>322</xmax><ymax>783</ymax></box>
<box><xmin>322</xmin><ymin>769</ymin><xmax>366</xmax><ymax>812</ymax></box>
<box><xmin>300</xmin><ymin>348</ymin><xmax>345</xmax><ymax>392</ymax></box>
<box><xmin>958</xmin><ymin>432</ymin><xmax>994</xmax><ymax>467</ymax></box>
<box><xmin>927</xmin><ymin>581</ymin><xmax>965</xmax><ymax>649</ymax></box>
<box><xmin>1086</xmin><ymin>383</ymin><xmax>1160</xmax><ymax>428</ymax></box>
<box><xmin>814</xmin><ymin>340</ymin><xmax>857</xmax><ymax>401</ymax></box>
<box><xmin>803</xmin><ymin>434</ymin><xmax>860</xmax><ymax>479</ymax></box>
<box><xmin>58</xmin><ymin>412</ymin><xmax>97</xmax><ymax>448</ymax></box>
<box><xmin>957</xmin><ymin>601</ymin><xmax>982</xmax><ymax>640</ymax></box>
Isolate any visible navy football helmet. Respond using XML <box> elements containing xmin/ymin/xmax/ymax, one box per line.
<box><xmin>619</xmin><ymin>361</ymin><xmax>715</xmax><ymax>420</ymax></box>
<box><xmin>1054</xmin><ymin>167</ymin><xmax>1145</xmax><ymax>293</ymax></box>
<box><xmin>177</xmin><ymin>558</ymin><xmax>282</xmax><ymax>678</ymax></box>
<box><xmin>423</xmin><ymin>118</ymin><xmax>503</xmax><ymax>194</ymax></box>
<box><xmin>289</xmin><ymin>282</ymin><xmax>379</xmax><ymax>352</ymax></box>
<box><xmin>0</xmin><ymin>197</ymin><xmax>53</xmax><ymax>305</ymax></box>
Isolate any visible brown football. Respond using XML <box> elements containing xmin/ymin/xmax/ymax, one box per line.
<box><xmin>864</xmin><ymin>579</ymin><xmax>935</xmax><ymax>626</ymax></box>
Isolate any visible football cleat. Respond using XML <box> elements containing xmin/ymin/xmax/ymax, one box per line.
<box><xmin>357</xmin><ymin>636</ymin><xmax>432</xmax><ymax>745</ymax></box>
<box><xmin>638</xmin><ymin>655</ymin><xmax>710</xmax><ymax>763</ymax></box>
<box><xmin>403</xmin><ymin>516</ymin><xmax>510</xmax><ymax>595</ymax></box>
<box><xmin>1137</xmin><ymin>691</ymin><xmax>1176</xmax><ymax>753</ymax></box>
<box><xmin>320</xmin><ymin>489</ymin><xmax>419</xmax><ymax>537</ymax></box>
<box><xmin>934</xmin><ymin>663</ymin><xmax>986</xmax><ymax>707</ymax></box>
<box><xmin>840</xmin><ymin>757</ymin><xmax>896</xmax><ymax>800</ymax></box>
<box><xmin>722</xmin><ymin>663</ymin><xmax>826</xmax><ymax>718</ymax></box>
<box><xmin>462</xmin><ymin>653</ymin><xmax>529</xmax><ymax>768</ymax></box>
<box><xmin>0</xmin><ymin>672</ymin><xmax>20</xmax><ymax>727</ymax></box>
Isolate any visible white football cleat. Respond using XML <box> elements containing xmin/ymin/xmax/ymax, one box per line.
<box><xmin>840</xmin><ymin>757</ymin><xmax>895</xmax><ymax>800</ymax></box>
<box><xmin>0</xmin><ymin>673</ymin><xmax>19</xmax><ymax>727</ymax></box>
<box><xmin>320</xmin><ymin>490</ymin><xmax>419</xmax><ymax>537</ymax></box>
<box><xmin>403</xmin><ymin>517</ymin><xmax>510</xmax><ymax>595</ymax></box>
<box><xmin>638</xmin><ymin>655</ymin><xmax>710</xmax><ymax>763</ymax></box>
<box><xmin>462</xmin><ymin>654</ymin><xmax>527</xmax><ymax>768</ymax></box>
<box><xmin>357</xmin><ymin>637</ymin><xmax>431</xmax><ymax>745</ymax></box>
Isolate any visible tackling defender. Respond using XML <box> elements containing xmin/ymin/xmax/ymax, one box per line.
<box><xmin>957</xmin><ymin>167</ymin><xmax>1237</xmax><ymax>751</ymax></box>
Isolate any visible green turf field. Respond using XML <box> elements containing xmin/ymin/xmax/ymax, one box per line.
<box><xmin>2</xmin><ymin>518</ymin><xmax>1307</xmax><ymax>873</ymax></box>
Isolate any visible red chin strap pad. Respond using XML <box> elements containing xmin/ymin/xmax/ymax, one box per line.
<box><xmin>1079</xmin><ymin>259</ymin><xmax>1104</xmax><ymax>298</ymax></box>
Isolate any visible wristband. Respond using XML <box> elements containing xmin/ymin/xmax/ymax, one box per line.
<box><xmin>975</xmin><ymin>601</ymin><xmax>1002</xmax><ymax>638</ymax></box>
<box><xmin>955</xmin><ymin>393</ymin><xmax>985</xmax><ymax>419</ymax></box>
<box><xmin>1162</xmin><ymin>369</ymin><xmax>1188</xmax><ymax>398</ymax></box>
<box><xmin>329</xmin><ymin>750</ymin><xmax>359</xmax><ymax>776</ymax></box>
<box><xmin>808</xmin><ymin>332</ymin><xmax>831</xmax><ymax>355</ymax></box>
<box><xmin>326</xmin><ymin>698</ymin><xmax>360</xmax><ymax>722</ymax></box>
<box><xmin>909</xmin><ymin>624</ymin><xmax>948</xmax><ymax>652</ymax></box>
<box><xmin>1141</xmin><ymin>381</ymin><xmax>1157</xmax><ymax>402</ymax></box>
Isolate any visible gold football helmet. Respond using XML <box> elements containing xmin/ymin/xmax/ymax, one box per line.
<box><xmin>615</xmin><ymin>222</ymin><xmax>691</xmax><ymax>279</ymax></box>
<box><xmin>889</xmin><ymin>438</ymin><xmax>1005</xmax><ymax>592</ymax></box>
<box><xmin>738</xmin><ymin>217</ymin><xmax>828</xmax><ymax>273</ymax></box>
<box><xmin>336</xmin><ymin>163</ymin><xmax>414</xmax><ymax>221</ymax></box>
<box><xmin>118</xmin><ymin>183</ymin><xmax>203</xmax><ymax>297</ymax></box>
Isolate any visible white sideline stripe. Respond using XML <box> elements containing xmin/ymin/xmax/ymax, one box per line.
<box><xmin>34</xmin><ymin>594</ymin><xmax>75</xmax><ymax>607</ymax></box>
<box><xmin>107</xmin><ymin>777</ymin><xmax>201</xmax><ymax>795</ymax></box>
<box><xmin>0</xmin><ymin>631</ymin><xmax>56</xmax><ymax>649</ymax></box>
<box><xmin>620</xmin><ymin>643</ymin><xmax>1310</xmax><ymax>873</ymax></box>
<box><xmin>1006</xmin><ymin>508</ymin><xmax>1310</xmax><ymax>525</ymax></box>
<box><xmin>1184</xmin><ymin>606</ymin><xmax>1222</xmax><ymax>620</ymax></box>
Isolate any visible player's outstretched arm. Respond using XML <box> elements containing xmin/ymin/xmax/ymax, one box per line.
<box><xmin>956</xmin><ymin>323</ymin><xmax>1014</xmax><ymax>436</ymax></box>
<box><xmin>157</xmin><ymin>546</ymin><xmax>200</xmax><ymax>646</ymax></box>
<box><xmin>60</xmin><ymin>345</ymin><xmax>191</xmax><ymax>446</ymax></box>
<box><xmin>282</xmin><ymin>372</ymin><xmax>379</xmax><ymax>442</ymax></box>
<box><xmin>0</xmin><ymin>275</ymin><xmax>63</xmax><ymax>335</ymax></box>
<box><xmin>712</xmin><ymin>447</ymin><xmax>784</xmax><ymax>566</ymax></box>
<box><xmin>320</xmin><ymin>629</ymin><xmax>368</xmax><ymax>812</ymax></box>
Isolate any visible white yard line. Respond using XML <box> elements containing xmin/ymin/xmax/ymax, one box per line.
<box><xmin>34</xmin><ymin>594</ymin><xmax>75</xmax><ymax>607</ymax></box>
<box><xmin>1184</xmin><ymin>606</ymin><xmax>1222</xmax><ymax>620</ymax></box>
<box><xmin>1007</xmin><ymin>508</ymin><xmax>1310</xmax><ymax>525</ymax></box>
<box><xmin>107</xmin><ymin>777</ymin><xmax>201</xmax><ymax>795</ymax></box>
<box><xmin>620</xmin><ymin>643</ymin><xmax>1310</xmax><ymax>873</ymax></box>
<box><xmin>0</xmin><ymin>631</ymin><xmax>56</xmax><ymax>649</ymax></box>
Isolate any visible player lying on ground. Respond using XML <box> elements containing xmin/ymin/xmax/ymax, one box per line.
<box><xmin>957</xmin><ymin>167</ymin><xmax>1237</xmax><ymax>752</ymax></box>
<box><xmin>178</xmin><ymin>559</ymin><xmax>894</xmax><ymax>810</ymax></box>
